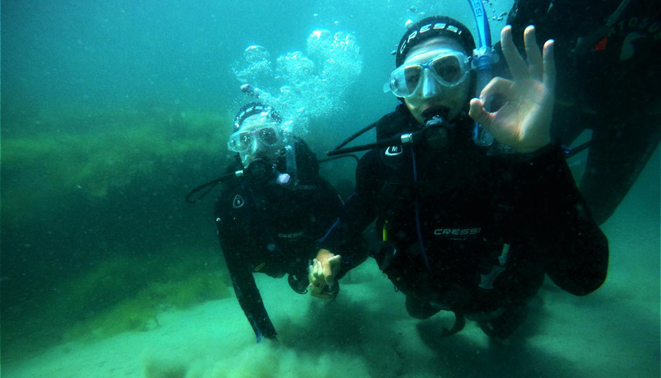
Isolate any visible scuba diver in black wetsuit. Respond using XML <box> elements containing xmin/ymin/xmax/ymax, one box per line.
<box><xmin>214</xmin><ymin>102</ymin><xmax>367</xmax><ymax>342</ymax></box>
<box><xmin>505</xmin><ymin>0</ymin><xmax>661</xmax><ymax>225</ymax></box>
<box><xmin>313</xmin><ymin>16</ymin><xmax>609</xmax><ymax>341</ymax></box>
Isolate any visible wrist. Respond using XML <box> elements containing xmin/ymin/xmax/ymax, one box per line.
<box><xmin>514</xmin><ymin>139</ymin><xmax>552</xmax><ymax>154</ymax></box>
<box><xmin>510</xmin><ymin>142</ymin><xmax>559</xmax><ymax>164</ymax></box>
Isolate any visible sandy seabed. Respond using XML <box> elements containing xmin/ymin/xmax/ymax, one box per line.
<box><xmin>3</xmin><ymin>155</ymin><xmax>659</xmax><ymax>378</ymax></box>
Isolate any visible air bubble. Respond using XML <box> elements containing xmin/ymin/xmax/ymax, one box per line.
<box><xmin>243</xmin><ymin>45</ymin><xmax>270</xmax><ymax>63</ymax></box>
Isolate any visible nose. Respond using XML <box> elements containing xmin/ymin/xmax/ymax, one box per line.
<box><xmin>421</xmin><ymin>69</ymin><xmax>442</xmax><ymax>98</ymax></box>
<box><xmin>245</xmin><ymin>135</ymin><xmax>258</xmax><ymax>154</ymax></box>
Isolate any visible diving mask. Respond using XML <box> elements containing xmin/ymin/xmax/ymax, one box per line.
<box><xmin>227</xmin><ymin>124</ymin><xmax>281</xmax><ymax>153</ymax></box>
<box><xmin>385</xmin><ymin>49</ymin><xmax>471</xmax><ymax>98</ymax></box>
<box><xmin>228</xmin><ymin>113</ymin><xmax>285</xmax><ymax>169</ymax></box>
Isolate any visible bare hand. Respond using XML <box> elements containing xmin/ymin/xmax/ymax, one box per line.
<box><xmin>469</xmin><ymin>25</ymin><xmax>556</xmax><ymax>153</ymax></box>
<box><xmin>308</xmin><ymin>249</ymin><xmax>341</xmax><ymax>300</ymax></box>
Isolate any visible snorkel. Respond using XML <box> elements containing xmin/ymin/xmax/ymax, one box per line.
<box><xmin>467</xmin><ymin>0</ymin><xmax>497</xmax><ymax>147</ymax></box>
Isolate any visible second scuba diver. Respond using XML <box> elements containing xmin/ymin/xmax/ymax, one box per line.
<box><xmin>313</xmin><ymin>17</ymin><xmax>609</xmax><ymax>340</ymax></box>
<box><xmin>215</xmin><ymin>102</ymin><xmax>367</xmax><ymax>342</ymax></box>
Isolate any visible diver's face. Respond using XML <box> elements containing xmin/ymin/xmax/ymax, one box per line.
<box><xmin>233</xmin><ymin>114</ymin><xmax>284</xmax><ymax>169</ymax></box>
<box><xmin>402</xmin><ymin>37</ymin><xmax>471</xmax><ymax>125</ymax></box>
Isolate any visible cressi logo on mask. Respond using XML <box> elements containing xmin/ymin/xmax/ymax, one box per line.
<box><xmin>399</xmin><ymin>22</ymin><xmax>463</xmax><ymax>56</ymax></box>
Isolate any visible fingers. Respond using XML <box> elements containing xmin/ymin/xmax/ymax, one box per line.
<box><xmin>329</xmin><ymin>255</ymin><xmax>341</xmax><ymax>265</ymax></box>
<box><xmin>308</xmin><ymin>257</ymin><xmax>335</xmax><ymax>288</ymax></box>
<box><xmin>323</xmin><ymin>255</ymin><xmax>341</xmax><ymax>287</ymax></box>
<box><xmin>323</xmin><ymin>256</ymin><xmax>337</xmax><ymax>275</ymax></box>
<box><xmin>479</xmin><ymin>77</ymin><xmax>515</xmax><ymax>103</ymax></box>
<box><xmin>503</xmin><ymin>25</ymin><xmax>554</xmax><ymax>85</ymax></box>
<box><xmin>314</xmin><ymin>259</ymin><xmax>324</xmax><ymax>279</ymax></box>
<box><xmin>501</xmin><ymin>26</ymin><xmax>528</xmax><ymax>81</ymax></box>
<box><xmin>328</xmin><ymin>255</ymin><xmax>341</xmax><ymax>271</ymax></box>
<box><xmin>308</xmin><ymin>253</ymin><xmax>342</xmax><ymax>298</ymax></box>
<box><xmin>469</xmin><ymin>98</ymin><xmax>493</xmax><ymax>128</ymax></box>
<box><xmin>469</xmin><ymin>77</ymin><xmax>515</xmax><ymax>128</ymax></box>
<box><xmin>308</xmin><ymin>260</ymin><xmax>329</xmax><ymax>299</ymax></box>
<box><xmin>542</xmin><ymin>39</ymin><xmax>556</xmax><ymax>90</ymax></box>
<box><xmin>308</xmin><ymin>259</ymin><xmax>323</xmax><ymax>282</ymax></box>
<box><xmin>324</xmin><ymin>275</ymin><xmax>335</xmax><ymax>288</ymax></box>
<box><xmin>524</xmin><ymin>26</ymin><xmax>543</xmax><ymax>80</ymax></box>
<box><xmin>308</xmin><ymin>266</ymin><xmax>333</xmax><ymax>301</ymax></box>
<box><xmin>309</xmin><ymin>286</ymin><xmax>332</xmax><ymax>300</ymax></box>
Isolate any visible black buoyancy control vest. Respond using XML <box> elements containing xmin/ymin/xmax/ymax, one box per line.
<box><xmin>371</xmin><ymin>107</ymin><xmax>510</xmax><ymax>287</ymax></box>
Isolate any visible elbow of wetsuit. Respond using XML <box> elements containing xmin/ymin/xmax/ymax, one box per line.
<box><xmin>547</xmin><ymin>230</ymin><xmax>609</xmax><ymax>296</ymax></box>
<box><xmin>570</xmin><ymin>244</ymin><xmax>609</xmax><ymax>296</ymax></box>
<box><xmin>550</xmin><ymin>265</ymin><xmax>608</xmax><ymax>296</ymax></box>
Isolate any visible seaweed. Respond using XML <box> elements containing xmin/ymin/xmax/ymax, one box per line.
<box><xmin>1</xmin><ymin>105</ymin><xmax>237</xmax><ymax>361</ymax></box>
<box><xmin>61</xmin><ymin>253</ymin><xmax>232</xmax><ymax>342</ymax></box>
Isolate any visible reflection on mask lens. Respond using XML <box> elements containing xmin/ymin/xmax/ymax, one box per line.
<box><xmin>431</xmin><ymin>55</ymin><xmax>462</xmax><ymax>83</ymax></box>
<box><xmin>228</xmin><ymin>132</ymin><xmax>251</xmax><ymax>153</ymax></box>
<box><xmin>257</xmin><ymin>127</ymin><xmax>278</xmax><ymax>146</ymax></box>
<box><xmin>403</xmin><ymin>66</ymin><xmax>422</xmax><ymax>94</ymax></box>
<box><xmin>227</xmin><ymin>126</ymin><xmax>280</xmax><ymax>153</ymax></box>
<box><xmin>389</xmin><ymin>51</ymin><xmax>469</xmax><ymax>98</ymax></box>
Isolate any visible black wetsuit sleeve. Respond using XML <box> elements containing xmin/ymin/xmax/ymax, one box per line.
<box><xmin>313</xmin><ymin>178</ymin><xmax>369</xmax><ymax>276</ymax></box>
<box><xmin>215</xmin><ymin>198</ymin><xmax>277</xmax><ymax>342</ymax></box>
<box><xmin>352</xmin><ymin>150</ymin><xmax>383</xmax><ymax>227</ymax></box>
<box><xmin>509</xmin><ymin>147</ymin><xmax>609</xmax><ymax>295</ymax></box>
<box><xmin>310</xmin><ymin>178</ymin><xmax>344</xmax><ymax>249</ymax></box>
<box><xmin>311</xmin><ymin>150</ymin><xmax>379</xmax><ymax>276</ymax></box>
<box><xmin>341</xmin><ymin>149</ymin><xmax>383</xmax><ymax>241</ymax></box>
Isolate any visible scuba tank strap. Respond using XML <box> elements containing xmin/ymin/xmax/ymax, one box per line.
<box><xmin>317</xmin><ymin>154</ymin><xmax>360</xmax><ymax>165</ymax></box>
<box><xmin>185</xmin><ymin>170</ymin><xmax>244</xmax><ymax>203</ymax></box>
<box><xmin>332</xmin><ymin>121</ymin><xmax>379</xmax><ymax>151</ymax></box>
<box><xmin>328</xmin><ymin>108</ymin><xmax>414</xmax><ymax>156</ymax></box>
<box><xmin>563</xmin><ymin>140</ymin><xmax>593</xmax><ymax>158</ymax></box>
